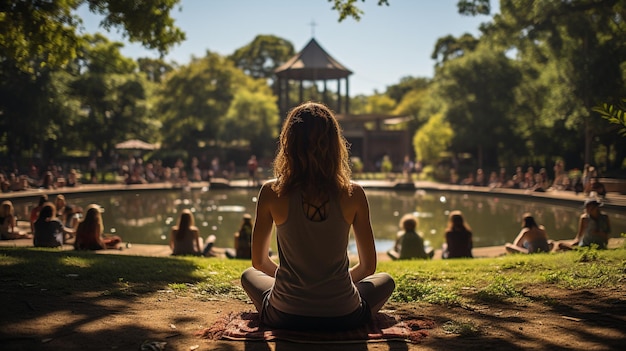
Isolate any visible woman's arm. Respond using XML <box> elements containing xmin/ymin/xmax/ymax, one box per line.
<box><xmin>169</xmin><ymin>228</ymin><xmax>176</xmax><ymax>250</ymax></box>
<box><xmin>572</xmin><ymin>215</ymin><xmax>587</xmax><ymax>245</ymax></box>
<box><xmin>251</xmin><ymin>184</ymin><xmax>278</xmax><ymax>277</ymax></box>
<box><xmin>233</xmin><ymin>231</ymin><xmax>240</xmax><ymax>251</ymax></box>
<box><xmin>511</xmin><ymin>229</ymin><xmax>527</xmax><ymax>248</ymax></box>
<box><xmin>63</xmin><ymin>225</ymin><xmax>75</xmax><ymax>236</ymax></box>
<box><xmin>9</xmin><ymin>214</ymin><xmax>17</xmax><ymax>233</ymax></box>
<box><xmin>194</xmin><ymin>228</ymin><xmax>202</xmax><ymax>253</ymax></box>
<box><xmin>93</xmin><ymin>225</ymin><xmax>106</xmax><ymax>248</ymax></box>
<box><xmin>348</xmin><ymin>185</ymin><xmax>377</xmax><ymax>282</ymax></box>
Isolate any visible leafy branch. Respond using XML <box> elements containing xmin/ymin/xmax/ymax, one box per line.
<box><xmin>328</xmin><ymin>0</ymin><xmax>389</xmax><ymax>22</ymax></box>
<box><xmin>593</xmin><ymin>99</ymin><xmax>626</xmax><ymax>137</ymax></box>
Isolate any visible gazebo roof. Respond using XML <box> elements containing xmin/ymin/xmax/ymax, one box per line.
<box><xmin>275</xmin><ymin>38</ymin><xmax>352</xmax><ymax>80</ymax></box>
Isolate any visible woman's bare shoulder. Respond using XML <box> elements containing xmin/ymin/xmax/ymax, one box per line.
<box><xmin>348</xmin><ymin>182</ymin><xmax>366</xmax><ymax>197</ymax></box>
<box><xmin>340</xmin><ymin>183</ymin><xmax>367</xmax><ymax>209</ymax></box>
<box><xmin>259</xmin><ymin>180</ymin><xmax>279</xmax><ymax>197</ymax></box>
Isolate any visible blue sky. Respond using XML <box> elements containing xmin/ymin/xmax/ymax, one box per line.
<box><xmin>78</xmin><ymin>0</ymin><xmax>497</xmax><ymax>96</ymax></box>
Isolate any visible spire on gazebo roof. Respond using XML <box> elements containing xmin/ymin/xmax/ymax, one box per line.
<box><xmin>275</xmin><ymin>38</ymin><xmax>352</xmax><ymax>80</ymax></box>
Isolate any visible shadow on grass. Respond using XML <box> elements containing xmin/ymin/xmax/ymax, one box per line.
<box><xmin>0</xmin><ymin>248</ymin><xmax>206</xmax><ymax>350</ymax></box>
<box><xmin>437</xmin><ymin>287</ymin><xmax>626</xmax><ymax>351</ymax></box>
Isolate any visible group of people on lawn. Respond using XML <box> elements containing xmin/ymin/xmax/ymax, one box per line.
<box><xmin>1</xmin><ymin>193</ymin><xmax>122</xmax><ymax>250</ymax></box>
<box><xmin>386</xmin><ymin>192</ymin><xmax>610</xmax><ymax>261</ymax></box>
<box><xmin>0</xmin><ymin>102</ymin><xmax>614</xmax><ymax>334</ymax></box>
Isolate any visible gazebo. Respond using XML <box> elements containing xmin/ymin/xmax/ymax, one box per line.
<box><xmin>274</xmin><ymin>38</ymin><xmax>352</xmax><ymax>118</ymax></box>
<box><xmin>274</xmin><ymin>38</ymin><xmax>412</xmax><ymax>172</ymax></box>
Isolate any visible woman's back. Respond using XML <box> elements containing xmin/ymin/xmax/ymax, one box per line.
<box><xmin>445</xmin><ymin>228</ymin><xmax>473</xmax><ymax>258</ymax></box>
<box><xmin>270</xmin><ymin>189</ymin><xmax>360</xmax><ymax>317</ymax></box>
<box><xmin>171</xmin><ymin>227</ymin><xmax>200</xmax><ymax>255</ymax></box>
<box><xmin>398</xmin><ymin>231</ymin><xmax>428</xmax><ymax>259</ymax></box>
<box><xmin>74</xmin><ymin>221</ymin><xmax>103</xmax><ymax>250</ymax></box>
<box><xmin>236</xmin><ymin>225</ymin><xmax>252</xmax><ymax>259</ymax></box>
<box><xmin>34</xmin><ymin>218</ymin><xmax>63</xmax><ymax>247</ymax></box>
<box><xmin>520</xmin><ymin>226</ymin><xmax>549</xmax><ymax>253</ymax></box>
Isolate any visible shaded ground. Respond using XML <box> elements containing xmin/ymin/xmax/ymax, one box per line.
<box><xmin>1</xmin><ymin>281</ymin><xmax>625</xmax><ymax>351</ymax></box>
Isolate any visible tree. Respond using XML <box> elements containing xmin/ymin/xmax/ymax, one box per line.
<box><xmin>430</xmin><ymin>44</ymin><xmax>521</xmax><ymax>169</ymax></box>
<box><xmin>413</xmin><ymin>113</ymin><xmax>454</xmax><ymax>165</ymax></box>
<box><xmin>156</xmin><ymin>52</ymin><xmax>274</xmax><ymax>153</ymax></box>
<box><xmin>229</xmin><ymin>35</ymin><xmax>295</xmax><ymax>80</ymax></box>
<box><xmin>593</xmin><ymin>99</ymin><xmax>626</xmax><ymax>137</ymax></box>
<box><xmin>70</xmin><ymin>34</ymin><xmax>154</xmax><ymax>161</ymax></box>
<box><xmin>328</xmin><ymin>0</ymin><xmax>389</xmax><ymax>21</ymax></box>
<box><xmin>431</xmin><ymin>34</ymin><xmax>480</xmax><ymax>67</ymax></box>
<box><xmin>463</xmin><ymin>0</ymin><xmax>626</xmax><ymax>169</ymax></box>
<box><xmin>222</xmin><ymin>90</ymin><xmax>279</xmax><ymax>157</ymax></box>
<box><xmin>364</xmin><ymin>94</ymin><xmax>396</xmax><ymax>114</ymax></box>
<box><xmin>393</xmin><ymin>89</ymin><xmax>428</xmax><ymax>122</ymax></box>
<box><xmin>385</xmin><ymin>76</ymin><xmax>430</xmax><ymax>104</ymax></box>
<box><xmin>0</xmin><ymin>0</ymin><xmax>184</xmax><ymax>166</ymax></box>
<box><xmin>457</xmin><ymin>0</ymin><xmax>491</xmax><ymax>16</ymax></box>
<box><xmin>0</xmin><ymin>0</ymin><xmax>184</xmax><ymax>74</ymax></box>
<box><xmin>137</xmin><ymin>58</ymin><xmax>175</xmax><ymax>83</ymax></box>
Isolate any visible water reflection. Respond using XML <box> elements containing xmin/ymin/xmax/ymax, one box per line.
<box><xmin>11</xmin><ymin>188</ymin><xmax>626</xmax><ymax>252</ymax></box>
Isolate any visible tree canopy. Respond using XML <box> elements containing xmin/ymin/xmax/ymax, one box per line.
<box><xmin>0</xmin><ymin>0</ymin><xmax>184</xmax><ymax>73</ymax></box>
<box><xmin>328</xmin><ymin>0</ymin><xmax>389</xmax><ymax>21</ymax></box>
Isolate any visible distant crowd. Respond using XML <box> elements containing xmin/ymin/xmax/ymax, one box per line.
<box><xmin>0</xmin><ymin>154</ymin><xmax>263</xmax><ymax>193</ymax></box>
<box><xmin>0</xmin><ymin>155</ymin><xmax>609</xmax><ymax>199</ymax></box>
<box><xmin>449</xmin><ymin>162</ymin><xmax>607</xmax><ymax>197</ymax></box>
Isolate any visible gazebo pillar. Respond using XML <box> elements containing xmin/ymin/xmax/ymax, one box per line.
<box><xmin>337</xmin><ymin>79</ymin><xmax>342</xmax><ymax>113</ymax></box>
<box><xmin>345</xmin><ymin>77</ymin><xmax>350</xmax><ymax>114</ymax></box>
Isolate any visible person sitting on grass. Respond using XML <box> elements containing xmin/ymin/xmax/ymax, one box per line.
<box><xmin>387</xmin><ymin>213</ymin><xmax>433</xmax><ymax>260</ymax></box>
<box><xmin>170</xmin><ymin>209</ymin><xmax>215</xmax><ymax>256</ymax></box>
<box><xmin>1</xmin><ymin>200</ymin><xmax>32</xmax><ymax>240</ymax></box>
<box><xmin>505</xmin><ymin>213</ymin><xmax>553</xmax><ymax>254</ymax></box>
<box><xmin>558</xmin><ymin>196</ymin><xmax>610</xmax><ymax>250</ymax></box>
<box><xmin>74</xmin><ymin>204</ymin><xmax>122</xmax><ymax>250</ymax></box>
<box><xmin>225</xmin><ymin>213</ymin><xmax>253</xmax><ymax>259</ymax></box>
<box><xmin>240</xmin><ymin>101</ymin><xmax>395</xmax><ymax>331</ymax></box>
<box><xmin>33</xmin><ymin>202</ymin><xmax>74</xmax><ymax>248</ymax></box>
<box><xmin>442</xmin><ymin>210</ymin><xmax>473</xmax><ymax>259</ymax></box>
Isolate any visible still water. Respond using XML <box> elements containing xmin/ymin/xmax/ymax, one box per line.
<box><xmin>12</xmin><ymin>188</ymin><xmax>626</xmax><ymax>252</ymax></box>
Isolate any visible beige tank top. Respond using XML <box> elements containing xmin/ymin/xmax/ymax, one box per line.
<box><xmin>268</xmin><ymin>191</ymin><xmax>361</xmax><ymax>317</ymax></box>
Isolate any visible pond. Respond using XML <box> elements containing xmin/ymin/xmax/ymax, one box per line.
<box><xmin>11</xmin><ymin>188</ymin><xmax>626</xmax><ymax>253</ymax></box>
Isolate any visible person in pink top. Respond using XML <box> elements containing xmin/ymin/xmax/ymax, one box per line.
<box><xmin>241</xmin><ymin>102</ymin><xmax>395</xmax><ymax>331</ymax></box>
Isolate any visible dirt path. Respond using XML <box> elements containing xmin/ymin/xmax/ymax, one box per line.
<box><xmin>2</xmin><ymin>281</ymin><xmax>625</xmax><ymax>351</ymax></box>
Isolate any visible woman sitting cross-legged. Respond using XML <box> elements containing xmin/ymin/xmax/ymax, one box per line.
<box><xmin>170</xmin><ymin>209</ymin><xmax>215</xmax><ymax>256</ymax></box>
<box><xmin>505</xmin><ymin>213</ymin><xmax>553</xmax><ymax>254</ymax></box>
<box><xmin>1</xmin><ymin>200</ymin><xmax>32</xmax><ymax>240</ymax></box>
<box><xmin>240</xmin><ymin>102</ymin><xmax>395</xmax><ymax>331</ymax></box>
<box><xmin>74</xmin><ymin>204</ymin><xmax>122</xmax><ymax>250</ymax></box>
<box><xmin>387</xmin><ymin>213</ymin><xmax>433</xmax><ymax>260</ymax></box>
<box><xmin>33</xmin><ymin>202</ymin><xmax>74</xmax><ymax>248</ymax></box>
<box><xmin>442</xmin><ymin>210</ymin><xmax>473</xmax><ymax>259</ymax></box>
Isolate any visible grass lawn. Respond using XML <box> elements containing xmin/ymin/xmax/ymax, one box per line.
<box><xmin>1</xmin><ymin>244</ymin><xmax>624</xmax><ymax>306</ymax></box>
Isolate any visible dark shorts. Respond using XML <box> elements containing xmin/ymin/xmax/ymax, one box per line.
<box><xmin>524</xmin><ymin>239</ymin><xmax>550</xmax><ymax>253</ymax></box>
<box><xmin>260</xmin><ymin>293</ymin><xmax>371</xmax><ymax>331</ymax></box>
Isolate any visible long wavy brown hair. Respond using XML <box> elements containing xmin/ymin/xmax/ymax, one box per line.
<box><xmin>175</xmin><ymin>209</ymin><xmax>194</xmax><ymax>241</ymax></box>
<box><xmin>445</xmin><ymin>210</ymin><xmax>472</xmax><ymax>232</ymax></box>
<box><xmin>77</xmin><ymin>204</ymin><xmax>104</xmax><ymax>238</ymax></box>
<box><xmin>271</xmin><ymin>101</ymin><xmax>352</xmax><ymax>197</ymax></box>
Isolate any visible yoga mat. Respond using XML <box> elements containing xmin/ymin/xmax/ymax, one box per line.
<box><xmin>197</xmin><ymin>311</ymin><xmax>434</xmax><ymax>344</ymax></box>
